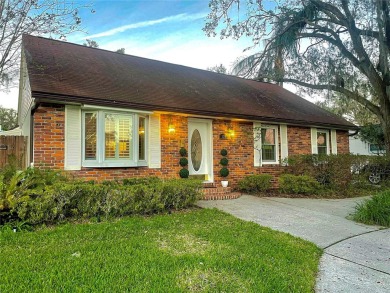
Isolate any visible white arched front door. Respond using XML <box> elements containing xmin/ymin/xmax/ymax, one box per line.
<box><xmin>188</xmin><ymin>118</ymin><xmax>213</xmax><ymax>182</ymax></box>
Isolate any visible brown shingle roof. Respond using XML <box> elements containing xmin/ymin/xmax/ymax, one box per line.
<box><xmin>22</xmin><ymin>34</ymin><xmax>355</xmax><ymax>129</ymax></box>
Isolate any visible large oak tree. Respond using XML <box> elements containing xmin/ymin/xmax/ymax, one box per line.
<box><xmin>204</xmin><ymin>0</ymin><xmax>390</xmax><ymax>153</ymax></box>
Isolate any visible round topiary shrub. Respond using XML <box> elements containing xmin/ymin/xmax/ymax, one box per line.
<box><xmin>179</xmin><ymin>147</ymin><xmax>188</xmax><ymax>157</ymax></box>
<box><xmin>179</xmin><ymin>168</ymin><xmax>189</xmax><ymax>178</ymax></box>
<box><xmin>219</xmin><ymin>167</ymin><xmax>229</xmax><ymax>177</ymax></box>
<box><xmin>220</xmin><ymin>157</ymin><xmax>228</xmax><ymax>166</ymax></box>
<box><xmin>179</xmin><ymin>157</ymin><xmax>189</xmax><ymax>167</ymax></box>
<box><xmin>220</xmin><ymin>149</ymin><xmax>228</xmax><ymax>156</ymax></box>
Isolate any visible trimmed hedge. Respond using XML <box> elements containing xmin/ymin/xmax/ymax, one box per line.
<box><xmin>279</xmin><ymin>174</ymin><xmax>321</xmax><ymax>195</ymax></box>
<box><xmin>237</xmin><ymin>174</ymin><xmax>272</xmax><ymax>193</ymax></box>
<box><xmin>8</xmin><ymin>178</ymin><xmax>202</xmax><ymax>225</ymax></box>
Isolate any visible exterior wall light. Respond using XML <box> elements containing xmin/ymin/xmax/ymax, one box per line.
<box><xmin>168</xmin><ymin>116</ymin><xmax>175</xmax><ymax>133</ymax></box>
<box><xmin>228</xmin><ymin>128</ymin><xmax>235</xmax><ymax>138</ymax></box>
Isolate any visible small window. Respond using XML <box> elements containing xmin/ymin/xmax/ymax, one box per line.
<box><xmin>369</xmin><ymin>144</ymin><xmax>385</xmax><ymax>154</ymax></box>
<box><xmin>317</xmin><ymin>131</ymin><xmax>328</xmax><ymax>155</ymax></box>
<box><xmin>261</xmin><ymin>128</ymin><xmax>276</xmax><ymax>161</ymax></box>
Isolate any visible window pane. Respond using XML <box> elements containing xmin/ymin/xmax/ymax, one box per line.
<box><xmin>317</xmin><ymin>132</ymin><xmax>327</xmax><ymax>147</ymax></box>
<box><xmin>262</xmin><ymin>145</ymin><xmax>276</xmax><ymax>161</ymax></box>
<box><xmin>105</xmin><ymin>114</ymin><xmax>116</xmax><ymax>159</ymax></box>
<box><xmin>318</xmin><ymin>146</ymin><xmax>327</xmax><ymax>155</ymax></box>
<box><xmin>85</xmin><ymin>113</ymin><xmax>97</xmax><ymax>160</ymax></box>
<box><xmin>261</xmin><ymin>128</ymin><xmax>275</xmax><ymax>145</ymax></box>
<box><xmin>118</xmin><ymin>117</ymin><xmax>131</xmax><ymax>158</ymax></box>
<box><xmin>104</xmin><ymin>114</ymin><xmax>133</xmax><ymax>160</ymax></box>
<box><xmin>139</xmin><ymin>117</ymin><xmax>145</xmax><ymax>160</ymax></box>
<box><xmin>261</xmin><ymin>128</ymin><xmax>276</xmax><ymax>161</ymax></box>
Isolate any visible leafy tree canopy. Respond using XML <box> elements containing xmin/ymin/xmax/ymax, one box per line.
<box><xmin>207</xmin><ymin>64</ymin><xmax>228</xmax><ymax>74</ymax></box>
<box><xmin>0</xmin><ymin>106</ymin><xmax>17</xmax><ymax>131</ymax></box>
<box><xmin>204</xmin><ymin>0</ymin><xmax>390</xmax><ymax>153</ymax></box>
<box><xmin>0</xmin><ymin>0</ymin><xmax>94</xmax><ymax>90</ymax></box>
<box><xmin>358</xmin><ymin>124</ymin><xmax>385</xmax><ymax>153</ymax></box>
<box><xmin>83</xmin><ymin>39</ymin><xmax>99</xmax><ymax>48</ymax></box>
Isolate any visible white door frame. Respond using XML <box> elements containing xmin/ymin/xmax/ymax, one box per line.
<box><xmin>188</xmin><ymin>118</ymin><xmax>213</xmax><ymax>182</ymax></box>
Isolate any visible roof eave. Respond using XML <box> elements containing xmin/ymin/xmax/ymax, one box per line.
<box><xmin>32</xmin><ymin>91</ymin><xmax>357</xmax><ymax>130</ymax></box>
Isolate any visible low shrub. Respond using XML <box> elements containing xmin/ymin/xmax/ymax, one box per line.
<box><xmin>220</xmin><ymin>157</ymin><xmax>229</xmax><ymax>166</ymax></box>
<box><xmin>10</xmin><ymin>179</ymin><xmax>203</xmax><ymax>225</ymax></box>
<box><xmin>179</xmin><ymin>147</ymin><xmax>187</xmax><ymax>156</ymax></box>
<box><xmin>279</xmin><ymin>174</ymin><xmax>321</xmax><ymax>195</ymax></box>
<box><xmin>284</xmin><ymin>154</ymin><xmax>390</xmax><ymax>193</ymax></box>
<box><xmin>353</xmin><ymin>190</ymin><xmax>390</xmax><ymax>227</ymax></box>
<box><xmin>219</xmin><ymin>167</ymin><xmax>229</xmax><ymax>177</ymax></box>
<box><xmin>122</xmin><ymin>177</ymin><xmax>160</xmax><ymax>186</ymax></box>
<box><xmin>179</xmin><ymin>157</ymin><xmax>188</xmax><ymax>167</ymax></box>
<box><xmin>179</xmin><ymin>168</ymin><xmax>189</xmax><ymax>178</ymax></box>
<box><xmin>237</xmin><ymin>174</ymin><xmax>272</xmax><ymax>193</ymax></box>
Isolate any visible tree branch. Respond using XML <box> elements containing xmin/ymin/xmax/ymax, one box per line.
<box><xmin>282</xmin><ymin>77</ymin><xmax>381</xmax><ymax>117</ymax></box>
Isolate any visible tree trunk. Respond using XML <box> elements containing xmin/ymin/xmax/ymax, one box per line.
<box><xmin>380</xmin><ymin>92</ymin><xmax>390</xmax><ymax>155</ymax></box>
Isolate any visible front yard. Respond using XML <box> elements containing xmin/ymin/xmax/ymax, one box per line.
<box><xmin>0</xmin><ymin>208</ymin><xmax>321</xmax><ymax>292</ymax></box>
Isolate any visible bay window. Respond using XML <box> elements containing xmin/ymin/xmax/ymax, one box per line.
<box><xmin>82</xmin><ymin>110</ymin><xmax>147</xmax><ymax>167</ymax></box>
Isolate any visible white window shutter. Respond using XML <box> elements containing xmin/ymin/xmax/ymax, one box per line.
<box><xmin>280</xmin><ymin>124</ymin><xmax>288</xmax><ymax>163</ymax></box>
<box><xmin>311</xmin><ymin>128</ymin><xmax>318</xmax><ymax>154</ymax></box>
<box><xmin>253</xmin><ymin>122</ymin><xmax>261</xmax><ymax>167</ymax></box>
<box><xmin>149</xmin><ymin>114</ymin><xmax>161</xmax><ymax>168</ymax></box>
<box><xmin>331</xmin><ymin>129</ymin><xmax>337</xmax><ymax>154</ymax></box>
<box><xmin>64</xmin><ymin>105</ymin><xmax>81</xmax><ymax>170</ymax></box>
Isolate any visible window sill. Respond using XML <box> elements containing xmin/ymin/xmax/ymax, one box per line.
<box><xmin>82</xmin><ymin>161</ymin><xmax>148</xmax><ymax>168</ymax></box>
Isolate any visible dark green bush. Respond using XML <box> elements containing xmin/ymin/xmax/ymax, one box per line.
<box><xmin>285</xmin><ymin>154</ymin><xmax>387</xmax><ymax>191</ymax></box>
<box><xmin>11</xmin><ymin>179</ymin><xmax>203</xmax><ymax>225</ymax></box>
<box><xmin>179</xmin><ymin>157</ymin><xmax>189</xmax><ymax>167</ymax></box>
<box><xmin>353</xmin><ymin>190</ymin><xmax>390</xmax><ymax>227</ymax></box>
<box><xmin>179</xmin><ymin>147</ymin><xmax>188</xmax><ymax>157</ymax></box>
<box><xmin>179</xmin><ymin>168</ymin><xmax>189</xmax><ymax>178</ymax></box>
<box><xmin>220</xmin><ymin>158</ymin><xmax>229</xmax><ymax>166</ymax></box>
<box><xmin>237</xmin><ymin>175</ymin><xmax>272</xmax><ymax>193</ymax></box>
<box><xmin>122</xmin><ymin>177</ymin><xmax>160</xmax><ymax>186</ymax></box>
<box><xmin>219</xmin><ymin>167</ymin><xmax>229</xmax><ymax>177</ymax></box>
<box><xmin>220</xmin><ymin>149</ymin><xmax>228</xmax><ymax>156</ymax></box>
<box><xmin>279</xmin><ymin>174</ymin><xmax>321</xmax><ymax>195</ymax></box>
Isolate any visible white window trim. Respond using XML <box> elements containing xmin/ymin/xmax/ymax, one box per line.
<box><xmin>81</xmin><ymin>110</ymin><xmax>148</xmax><ymax>168</ymax></box>
<box><xmin>313</xmin><ymin>129</ymin><xmax>330</xmax><ymax>155</ymax></box>
<box><xmin>261</xmin><ymin>124</ymin><xmax>279</xmax><ymax>164</ymax></box>
<box><xmin>254</xmin><ymin>123</ymin><xmax>280</xmax><ymax>166</ymax></box>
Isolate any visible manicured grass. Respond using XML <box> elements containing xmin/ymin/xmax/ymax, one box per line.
<box><xmin>353</xmin><ymin>190</ymin><xmax>390</xmax><ymax>227</ymax></box>
<box><xmin>0</xmin><ymin>208</ymin><xmax>321</xmax><ymax>292</ymax></box>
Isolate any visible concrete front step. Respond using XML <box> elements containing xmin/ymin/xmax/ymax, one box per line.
<box><xmin>201</xmin><ymin>186</ymin><xmax>241</xmax><ymax>200</ymax></box>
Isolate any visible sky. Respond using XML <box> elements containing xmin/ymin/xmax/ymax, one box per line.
<box><xmin>0</xmin><ymin>0</ymin><xmax>269</xmax><ymax>110</ymax></box>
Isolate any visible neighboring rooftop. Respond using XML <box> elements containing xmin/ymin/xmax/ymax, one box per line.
<box><xmin>22</xmin><ymin>34</ymin><xmax>355</xmax><ymax>129</ymax></box>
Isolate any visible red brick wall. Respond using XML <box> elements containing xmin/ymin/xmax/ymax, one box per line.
<box><xmin>32</xmin><ymin>104</ymin><xmax>350</xmax><ymax>187</ymax></box>
<box><xmin>33</xmin><ymin>104</ymin><xmax>65</xmax><ymax>169</ymax></box>
<box><xmin>337</xmin><ymin>130</ymin><xmax>349</xmax><ymax>153</ymax></box>
<box><xmin>288</xmin><ymin>126</ymin><xmax>312</xmax><ymax>155</ymax></box>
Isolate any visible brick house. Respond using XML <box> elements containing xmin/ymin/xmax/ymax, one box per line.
<box><xmin>18</xmin><ymin>35</ymin><xmax>356</xmax><ymax>191</ymax></box>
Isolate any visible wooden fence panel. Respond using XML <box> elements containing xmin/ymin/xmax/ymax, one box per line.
<box><xmin>0</xmin><ymin>136</ymin><xmax>27</xmax><ymax>170</ymax></box>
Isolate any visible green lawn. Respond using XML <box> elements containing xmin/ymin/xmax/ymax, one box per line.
<box><xmin>0</xmin><ymin>208</ymin><xmax>321</xmax><ymax>292</ymax></box>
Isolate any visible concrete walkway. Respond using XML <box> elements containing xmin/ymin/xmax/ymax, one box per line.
<box><xmin>197</xmin><ymin>195</ymin><xmax>390</xmax><ymax>292</ymax></box>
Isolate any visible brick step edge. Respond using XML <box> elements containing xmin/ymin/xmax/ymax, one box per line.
<box><xmin>200</xmin><ymin>191</ymin><xmax>242</xmax><ymax>201</ymax></box>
